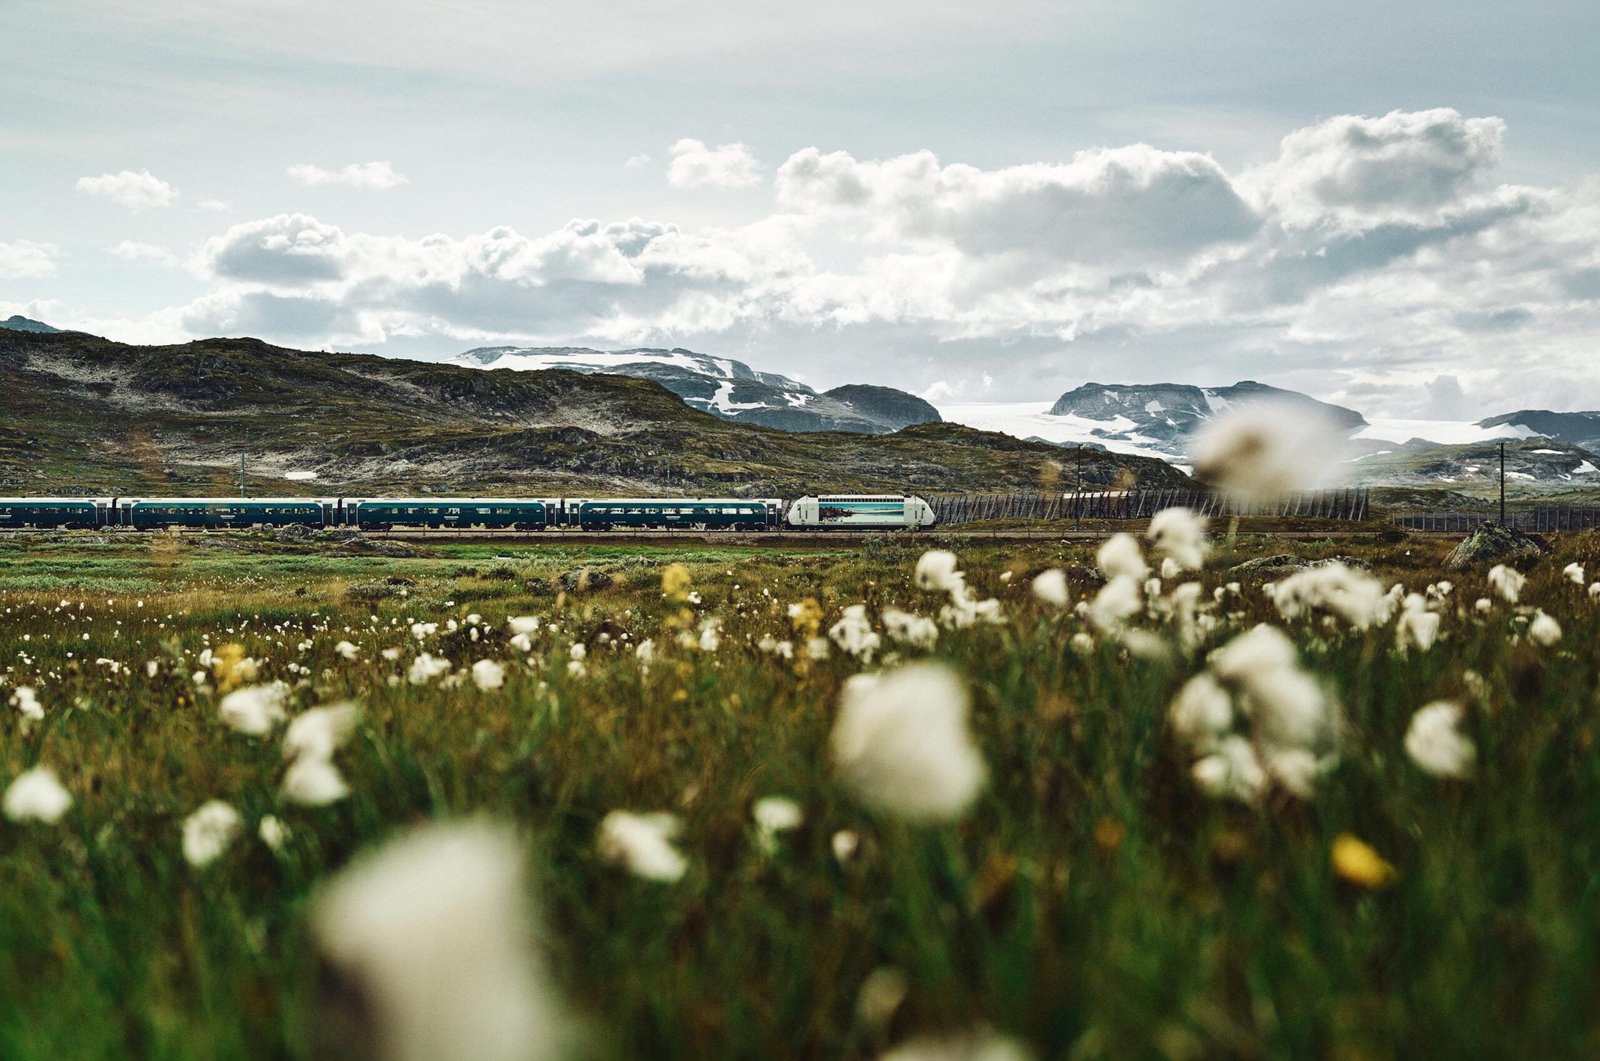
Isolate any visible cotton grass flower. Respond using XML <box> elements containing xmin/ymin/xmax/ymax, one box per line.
<box><xmin>1189</xmin><ymin>401</ymin><xmax>1345</xmax><ymax>504</ymax></box>
<box><xmin>1396</xmin><ymin>594</ymin><xmax>1441</xmax><ymax>652</ymax></box>
<box><xmin>1405</xmin><ymin>701</ymin><xmax>1475</xmax><ymax>779</ymax></box>
<box><xmin>10</xmin><ymin>686</ymin><xmax>43</xmax><ymax>724</ymax></box>
<box><xmin>4</xmin><ymin>766</ymin><xmax>72</xmax><ymax>823</ymax></box>
<box><xmin>753</xmin><ymin>796</ymin><xmax>804</xmax><ymax>853</ymax></box>
<box><xmin>1030</xmin><ymin>569</ymin><xmax>1069</xmax><ymax>607</ymax></box>
<box><xmin>914</xmin><ymin>550</ymin><xmax>963</xmax><ymax>594</ymax></box>
<box><xmin>878</xmin><ymin>1029</ymin><xmax>1034</xmax><ymax>1061</ymax></box>
<box><xmin>1564</xmin><ymin>562</ymin><xmax>1585</xmax><ymax>586</ymax></box>
<box><xmin>258</xmin><ymin>814</ymin><xmax>290</xmax><ymax>852</ymax></box>
<box><xmin>829</xmin><ymin>605</ymin><xmax>881</xmax><ymax>661</ymax></box>
<box><xmin>182</xmin><ymin>800</ymin><xmax>242</xmax><ymax>868</ymax></box>
<box><xmin>1096</xmin><ymin>534</ymin><xmax>1149</xmax><ymax>581</ymax></box>
<box><xmin>597</xmin><ymin>811</ymin><xmax>689</xmax><ymax>882</ymax></box>
<box><xmin>1528</xmin><ymin>610</ymin><xmax>1562</xmax><ymax>646</ymax></box>
<box><xmin>1148</xmin><ymin>506</ymin><xmax>1209</xmax><ymax>571</ymax></box>
<box><xmin>334</xmin><ymin>640</ymin><xmax>360</xmax><ymax>660</ymax></box>
<box><xmin>408</xmin><ymin>653</ymin><xmax>451</xmax><ymax>685</ymax></box>
<box><xmin>1487</xmin><ymin>564</ymin><xmax>1524</xmax><ymax>604</ymax></box>
<box><xmin>310</xmin><ymin>821</ymin><xmax>569</xmax><ymax>1061</ymax></box>
<box><xmin>830</xmin><ymin>663</ymin><xmax>986</xmax><ymax>822</ymax></box>
<box><xmin>882</xmin><ymin>608</ymin><xmax>939</xmax><ymax>650</ymax></box>
<box><xmin>218</xmin><ymin>681</ymin><xmax>291</xmax><ymax>736</ymax></box>
<box><xmin>471</xmin><ymin>658</ymin><xmax>506</xmax><ymax>691</ymax></box>
<box><xmin>283</xmin><ymin>702</ymin><xmax>361</xmax><ymax>762</ymax></box>
<box><xmin>1269</xmin><ymin>564</ymin><xmax>1395</xmax><ymax>630</ymax></box>
<box><xmin>283</xmin><ymin>756</ymin><xmax>352</xmax><ymax>806</ymax></box>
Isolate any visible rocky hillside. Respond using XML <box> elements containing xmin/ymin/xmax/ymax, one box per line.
<box><xmin>447</xmin><ymin>345</ymin><xmax>941</xmax><ymax>434</ymax></box>
<box><xmin>1349</xmin><ymin>436</ymin><xmax>1600</xmax><ymax>495</ymax></box>
<box><xmin>0</xmin><ymin>330</ymin><xmax>1188</xmax><ymax>497</ymax></box>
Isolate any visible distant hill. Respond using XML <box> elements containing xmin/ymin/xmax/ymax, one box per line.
<box><xmin>446</xmin><ymin>345</ymin><xmax>941</xmax><ymax>434</ymax></box>
<box><xmin>0</xmin><ymin>315</ymin><xmax>60</xmax><ymax>334</ymax></box>
<box><xmin>1478</xmin><ymin>409</ymin><xmax>1600</xmax><ymax>452</ymax></box>
<box><xmin>0</xmin><ymin>330</ymin><xmax>1188</xmax><ymax>496</ymax></box>
<box><xmin>1045</xmin><ymin>380</ymin><xmax>1367</xmax><ymax>458</ymax></box>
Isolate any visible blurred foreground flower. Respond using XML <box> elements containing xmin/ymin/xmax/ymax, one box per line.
<box><xmin>9</xmin><ymin>686</ymin><xmax>43</xmax><ymax>724</ymax></box>
<box><xmin>1149</xmin><ymin>507</ymin><xmax>1209</xmax><ymax>571</ymax></box>
<box><xmin>753</xmin><ymin>796</ymin><xmax>803</xmax><ymax>853</ymax></box>
<box><xmin>597</xmin><ymin>811</ymin><xmax>688</xmax><ymax>882</ymax></box>
<box><xmin>311</xmin><ymin>821</ymin><xmax>570</xmax><ymax>1061</ymax></box>
<box><xmin>219</xmin><ymin>682</ymin><xmax>291</xmax><ymax>736</ymax></box>
<box><xmin>1487</xmin><ymin>564</ymin><xmax>1524</xmax><ymax>604</ymax></box>
<box><xmin>1190</xmin><ymin>402</ymin><xmax>1345</xmax><ymax>504</ymax></box>
<box><xmin>1030</xmin><ymin>569</ymin><xmax>1069</xmax><ymax>607</ymax></box>
<box><xmin>879</xmin><ymin>1029</ymin><xmax>1033</xmax><ymax>1061</ymax></box>
<box><xmin>831</xmin><ymin>663</ymin><xmax>986</xmax><ymax>822</ymax></box>
<box><xmin>1405</xmin><ymin>701</ymin><xmax>1475</xmax><ymax>779</ymax></box>
<box><xmin>282</xmin><ymin>702</ymin><xmax>361</xmax><ymax>807</ymax></box>
<box><xmin>471</xmin><ymin>658</ymin><xmax>506</xmax><ymax>691</ymax></box>
<box><xmin>1332</xmin><ymin>833</ymin><xmax>1397</xmax><ymax>890</ymax></box>
<box><xmin>183</xmin><ymin>800</ymin><xmax>242</xmax><ymax>868</ymax></box>
<box><xmin>4</xmin><ymin>766</ymin><xmax>72</xmax><ymax>824</ymax></box>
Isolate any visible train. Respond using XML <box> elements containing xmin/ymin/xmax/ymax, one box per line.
<box><xmin>0</xmin><ymin>494</ymin><xmax>938</xmax><ymax>532</ymax></box>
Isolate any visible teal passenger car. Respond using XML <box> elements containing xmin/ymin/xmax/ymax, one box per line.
<box><xmin>0</xmin><ymin>497</ymin><xmax>106</xmax><ymax>529</ymax></box>
<box><xmin>125</xmin><ymin>498</ymin><xmax>331</xmax><ymax>530</ymax></box>
<box><xmin>574</xmin><ymin>498</ymin><xmax>777</xmax><ymax>531</ymax></box>
<box><xmin>351</xmin><ymin>498</ymin><xmax>554</xmax><ymax>530</ymax></box>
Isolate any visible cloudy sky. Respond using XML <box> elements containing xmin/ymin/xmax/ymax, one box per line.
<box><xmin>4</xmin><ymin>0</ymin><xmax>1598</xmax><ymax>417</ymax></box>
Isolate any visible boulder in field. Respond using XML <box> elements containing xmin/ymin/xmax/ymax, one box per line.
<box><xmin>1446</xmin><ymin>521</ymin><xmax>1548</xmax><ymax>570</ymax></box>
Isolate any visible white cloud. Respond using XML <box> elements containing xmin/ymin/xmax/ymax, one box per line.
<box><xmin>198</xmin><ymin>198</ymin><xmax>231</xmax><ymax>212</ymax></box>
<box><xmin>0</xmin><ymin>240</ymin><xmax>58</xmax><ymax>279</ymax></box>
<box><xmin>74</xmin><ymin>169</ymin><xmax>179</xmax><ymax>210</ymax></box>
<box><xmin>287</xmin><ymin>160</ymin><xmax>409</xmax><ymax>190</ymax></box>
<box><xmin>1241</xmin><ymin>108</ymin><xmax>1506</xmax><ymax>230</ymax></box>
<box><xmin>69</xmin><ymin>109</ymin><xmax>1600</xmax><ymax>417</ymax></box>
<box><xmin>667</xmin><ymin>139</ymin><xmax>763</xmax><ymax>190</ymax></box>
<box><xmin>110</xmin><ymin>241</ymin><xmax>180</xmax><ymax>266</ymax></box>
<box><xmin>624</xmin><ymin>154</ymin><xmax>652</xmax><ymax>168</ymax></box>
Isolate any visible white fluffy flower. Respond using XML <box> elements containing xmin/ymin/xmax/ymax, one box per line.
<box><xmin>1149</xmin><ymin>507</ymin><xmax>1209</xmax><ymax>571</ymax></box>
<box><xmin>219</xmin><ymin>682</ymin><xmax>291</xmax><ymax>736</ymax></box>
<box><xmin>1396</xmin><ymin>594</ymin><xmax>1441</xmax><ymax>652</ymax></box>
<box><xmin>1087</xmin><ymin>575</ymin><xmax>1142</xmax><ymax>631</ymax></box>
<box><xmin>408</xmin><ymin>653</ymin><xmax>451</xmax><ymax>685</ymax></box>
<box><xmin>830</xmin><ymin>663</ymin><xmax>986</xmax><ymax>822</ymax></box>
<box><xmin>283</xmin><ymin>702</ymin><xmax>361</xmax><ymax>763</ymax></box>
<box><xmin>1405</xmin><ymin>701</ymin><xmax>1475</xmax><ymax>779</ymax></box>
<box><xmin>914</xmin><ymin>550</ymin><xmax>963</xmax><ymax>594</ymax></box>
<box><xmin>696</xmin><ymin>618</ymin><xmax>722</xmax><ymax>653</ymax></box>
<box><xmin>1487</xmin><ymin>564</ymin><xmax>1524</xmax><ymax>604</ymax></box>
<box><xmin>335</xmin><ymin>640</ymin><xmax>360</xmax><ymax>660</ymax></box>
<box><xmin>882</xmin><ymin>608</ymin><xmax>939</xmax><ymax>649</ymax></box>
<box><xmin>507</xmin><ymin>615</ymin><xmax>540</xmax><ymax>635</ymax></box>
<box><xmin>312</xmin><ymin>822</ymin><xmax>569</xmax><ymax>1061</ymax></box>
<box><xmin>182</xmin><ymin>800</ymin><xmax>242</xmax><ymax>868</ymax></box>
<box><xmin>753</xmin><ymin>796</ymin><xmax>804</xmax><ymax>853</ymax></box>
<box><xmin>1529</xmin><ymin>610</ymin><xmax>1563</xmax><ymax>646</ymax></box>
<box><xmin>4</xmin><ymin>766</ymin><xmax>72</xmax><ymax>823</ymax></box>
<box><xmin>829</xmin><ymin>605</ymin><xmax>881</xmax><ymax>661</ymax></box>
<box><xmin>10</xmin><ymin>686</ymin><xmax>44</xmax><ymax>723</ymax></box>
<box><xmin>1167</xmin><ymin>673</ymin><xmax>1234</xmax><ymax>749</ymax></box>
<box><xmin>1190</xmin><ymin>402</ymin><xmax>1344</xmax><ymax>503</ymax></box>
<box><xmin>283</xmin><ymin>756</ymin><xmax>352</xmax><ymax>806</ymax></box>
<box><xmin>1096</xmin><ymin>534</ymin><xmax>1149</xmax><ymax>581</ymax></box>
<box><xmin>1030</xmin><ymin>568</ymin><xmax>1069</xmax><ymax>607</ymax></box>
<box><xmin>597</xmin><ymin>811</ymin><xmax>688</xmax><ymax>882</ymax></box>
<box><xmin>1191</xmin><ymin>735</ymin><xmax>1268</xmax><ymax>803</ymax></box>
<box><xmin>1563</xmin><ymin>562</ymin><xmax>1585</xmax><ymax>586</ymax></box>
<box><xmin>471</xmin><ymin>659</ymin><xmax>506</xmax><ymax>691</ymax></box>
<box><xmin>879</xmin><ymin>1030</ymin><xmax>1033</xmax><ymax>1061</ymax></box>
<box><xmin>258</xmin><ymin>814</ymin><xmax>290</xmax><ymax>852</ymax></box>
<box><xmin>1269</xmin><ymin>564</ymin><xmax>1395</xmax><ymax>630</ymax></box>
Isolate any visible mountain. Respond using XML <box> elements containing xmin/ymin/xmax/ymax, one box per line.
<box><xmin>0</xmin><ymin>315</ymin><xmax>60</xmax><ymax>334</ymax></box>
<box><xmin>1349</xmin><ymin>436</ymin><xmax>1600</xmax><ymax>494</ymax></box>
<box><xmin>1477</xmin><ymin>410</ymin><xmax>1600</xmax><ymax>452</ymax></box>
<box><xmin>0</xmin><ymin>330</ymin><xmax>1188</xmax><ymax>497</ymax></box>
<box><xmin>447</xmin><ymin>346</ymin><xmax>940</xmax><ymax>434</ymax></box>
<box><xmin>1045</xmin><ymin>380</ymin><xmax>1367</xmax><ymax>456</ymax></box>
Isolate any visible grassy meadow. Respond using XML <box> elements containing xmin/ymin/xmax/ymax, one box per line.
<box><xmin>3</xmin><ymin>526</ymin><xmax>1600</xmax><ymax>1058</ymax></box>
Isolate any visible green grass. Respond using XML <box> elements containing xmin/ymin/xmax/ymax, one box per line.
<box><xmin>4</xmin><ymin>529</ymin><xmax>1600</xmax><ymax>1057</ymax></box>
